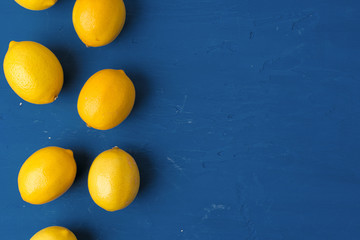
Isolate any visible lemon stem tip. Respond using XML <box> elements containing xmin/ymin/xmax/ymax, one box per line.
<box><xmin>9</xmin><ymin>41</ymin><xmax>17</xmax><ymax>49</ymax></box>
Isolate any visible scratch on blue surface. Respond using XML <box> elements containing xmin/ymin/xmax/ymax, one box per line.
<box><xmin>166</xmin><ymin>157</ymin><xmax>183</xmax><ymax>171</ymax></box>
<box><xmin>253</xmin><ymin>11</ymin><xmax>316</xmax><ymax>27</ymax></box>
<box><xmin>259</xmin><ymin>43</ymin><xmax>304</xmax><ymax>72</ymax></box>
<box><xmin>202</xmin><ymin>204</ymin><xmax>230</xmax><ymax>220</ymax></box>
<box><xmin>176</xmin><ymin>95</ymin><xmax>188</xmax><ymax>114</ymax></box>
<box><xmin>236</xmin><ymin>183</ymin><xmax>259</xmax><ymax>240</ymax></box>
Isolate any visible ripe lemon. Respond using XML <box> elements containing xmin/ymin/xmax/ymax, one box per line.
<box><xmin>15</xmin><ymin>0</ymin><xmax>57</xmax><ymax>10</ymax></box>
<box><xmin>18</xmin><ymin>147</ymin><xmax>77</xmax><ymax>205</ymax></box>
<box><xmin>3</xmin><ymin>41</ymin><xmax>63</xmax><ymax>104</ymax></box>
<box><xmin>30</xmin><ymin>226</ymin><xmax>77</xmax><ymax>240</ymax></box>
<box><xmin>72</xmin><ymin>0</ymin><xmax>126</xmax><ymax>47</ymax></box>
<box><xmin>88</xmin><ymin>147</ymin><xmax>140</xmax><ymax>211</ymax></box>
<box><xmin>77</xmin><ymin>69</ymin><xmax>135</xmax><ymax>130</ymax></box>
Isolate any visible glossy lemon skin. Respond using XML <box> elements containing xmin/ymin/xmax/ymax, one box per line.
<box><xmin>30</xmin><ymin>226</ymin><xmax>77</xmax><ymax>240</ymax></box>
<box><xmin>15</xmin><ymin>0</ymin><xmax>57</xmax><ymax>11</ymax></box>
<box><xmin>77</xmin><ymin>69</ymin><xmax>135</xmax><ymax>130</ymax></box>
<box><xmin>18</xmin><ymin>147</ymin><xmax>77</xmax><ymax>205</ymax></box>
<box><xmin>88</xmin><ymin>147</ymin><xmax>140</xmax><ymax>211</ymax></box>
<box><xmin>3</xmin><ymin>41</ymin><xmax>63</xmax><ymax>104</ymax></box>
<box><xmin>73</xmin><ymin>0</ymin><xmax>126</xmax><ymax>47</ymax></box>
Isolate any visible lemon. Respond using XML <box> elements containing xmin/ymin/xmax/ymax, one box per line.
<box><xmin>77</xmin><ymin>69</ymin><xmax>135</xmax><ymax>130</ymax></box>
<box><xmin>72</xmin><ymin>0</ymin><xmax>126</xmax><ymax>47</ymax></box>
<box><xmin>3</xmin><ymin>41</ymin><xmax>63</xmax><ymax>104</ymax></box>
<box><xmin>18</xmin><ymin>147</ymin><xmax>77</xmax><ymax>205</ymax></box>
<box><xmin>30</xmin><ymin>226</ymin><xmax>77</xmax><ymax>240</ymax></box>
<box><xmin>88</xmin><ymin>147</ymin><xmax>140</xmax><ymax>211</ymax></box>
<box><xmin>15</xmin><ymin>0</ymin><xmax>57</xmax><ymax>10</ymax></box>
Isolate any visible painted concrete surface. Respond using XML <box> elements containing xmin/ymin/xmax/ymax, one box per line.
<box><xmin>0</xmin><ymin>0</ymin><xmax>359</xmax><ymax>239</ymax></box>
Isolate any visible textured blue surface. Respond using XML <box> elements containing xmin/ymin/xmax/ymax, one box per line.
<box><xmin>0</xmin><ymin>0</ymin><xmax>360</xmax><ymax>239</ymax></box>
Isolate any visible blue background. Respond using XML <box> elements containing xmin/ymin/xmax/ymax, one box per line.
<box><xmin>0</xmin><ymin>0</ymin><xmax>359</xmax><ymax>239</ymax></box>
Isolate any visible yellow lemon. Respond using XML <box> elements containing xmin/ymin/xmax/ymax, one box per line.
<box><xmin>15</xmin><ymin>0</ymin><xmax>57</xmax><ymax>11</ymax></box>
<box><xmin>88</xmin><ymin>147</ymin><xmax>140</xmax><ymax>211</ymax></box>
<box><xmin>72</xmin><ymin>0</ymin><xmax>126</xmax><ymax>47</ymax></box>
<box><xmin>18</xmin><ymin>147</ymin><xmax>77</xmax><ymax>205</ymax></box>
<box><xmin>30</xmin><ymin>226</ymin><xmax>77</xmax><ymax>240</ymax></box>
<box><xmin>77</xmin><ymin>69</ymin><xmax>135</xmax><ymax>130</ymax></box>
<box><xmin>3</xmin><ymin>41</ymin><xmax>63</xmax><ymax>104</ymax></box>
